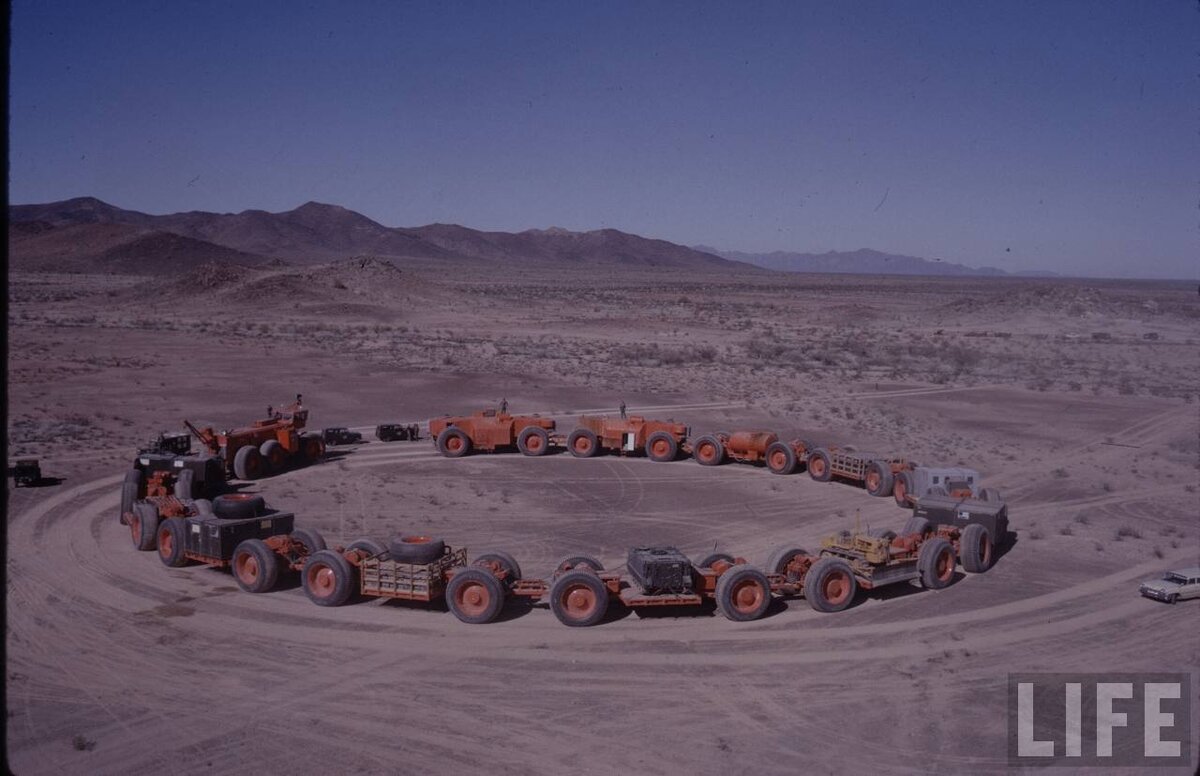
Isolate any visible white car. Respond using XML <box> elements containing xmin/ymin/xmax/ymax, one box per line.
<box><xmin>1139</xmin><ymin>567</ymin><xmax>1200</xmax><ymax>604</ymax></box>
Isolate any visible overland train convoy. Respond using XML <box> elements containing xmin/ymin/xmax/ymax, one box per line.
<box><xmin>93</xmin><ymin>394</ymin><xmax>1024</xmax><ymax>627</ymax></box>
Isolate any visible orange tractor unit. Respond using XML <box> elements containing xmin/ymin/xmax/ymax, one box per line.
<box><xmin>691</xmin><ymin>430</ymin><xmax>815</xmax><ymax>474</ymax></box>
<box><xmin>184</xmin><ymin>395</ymin><xmax>325</xmax><ymax>480</ymax></box>
<box><xmin>430</xmin><ymin>409</ymin><xmax>557</xmax><ymax>457</ymax></box>
<box><xmin>566</xmin><ymin>415</ymin><xmax>690</xmax><ymax>461</ymax></box>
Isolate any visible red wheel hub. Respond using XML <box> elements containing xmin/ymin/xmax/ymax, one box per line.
<box><xmin>574</xmin><ymin>437</ymin><xmax>592</xmax><ymax>454</ymax></box>
<box><xmin>652</xmin><ymin>440</ymin><xmax>669</xmax><ymax>457</ymax></box>
<box><xmin>866</xmin><ymin>471</ymin><xmax>880</xmax><ymax>491</ymax></box>
<box><xmin>936</xmin><ymin>549</ymin><xmax>954</xmax><ymax>580</ymax></box>
<box><xmin>158</xmin><ymin>528</ymin><xmax>173</xmax><ymax>559</ymax></box>
<box><xmin>823</xmin><ymin>570</ymin><xmax>851</xmax><ymax>604</ymax></box>
<box><xmin>308</xmin><ymin>564</ymin><xmax>335</xmax><ymax>597</ymax></box>
<box><xmin>731</xmin><ymin>579</ymin><xmax>764</xmax><ymax>613</ymax></box>
<box><xmin>562</xmin><ymin>585</ymin><xmax>597</xmax><ymax>619</ymax></box>
<box><xmin>811</xmin><ymin>458</ymin><xmax>825</xmax><ymax>477</ymax></box>
<box><xmin>525</xmin><ymin>435</ymin><xmax>542</xmax><ymax>452</ymax></box>
<box><xmin>769</xmin><ymin>450</ymin><xmax>786</xmax><ymax>469</ymax></box>
<box><xmin>455</xmin><ymin>582</ymin><xmax>490</xmax><ymax>616</ymax></box>
<box><xmin>236</xmin><ymin>553</ymin><xmax>259</xmax><ymax>583</ymax></box>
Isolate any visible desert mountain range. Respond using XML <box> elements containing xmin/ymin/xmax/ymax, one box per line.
<box><xmin>9</xmin><ymin>196</ymin><xmax>1027</xmax><ymax>277</ymax></box>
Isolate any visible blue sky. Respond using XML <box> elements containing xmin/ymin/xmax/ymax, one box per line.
<box><xmin>9</xmin><ymin>1</ymin><xmax>1197</xmax><ymax>278</ymax></box>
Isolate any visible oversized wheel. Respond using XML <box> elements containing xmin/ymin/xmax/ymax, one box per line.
<box><xmin>804</xmin><ymin>557</ymin><xmax>857</xmax><ymax>613</ymax></box>
<box><xmin>980</xmin><ymin>487</ymin><xmax>1002</xmax><ymax>503</ymax></box>
<box><xmin>693</xmin><ymin>435</ymin><xmax>725</xmax><ymax>466</ymax></box>
<box><xmin>865</xmin><ymin>461</ymin><xmax>894</xmax><ymax>497</ymax></box>
<box><xmin>554</xmin><ymin>554</ymin><xmax>604</xmax><ymax>574</ymax></box>
<box><xmin>697</xmin><ymin>552</ymin><xmax>736</xmax><ymax>570</ymax></box>
<box><xmin>918</xmin><ymin>537</ymin><xmax>956</xmax><ymax>589</ymax></box>
<box><xmin>715</xmin><ymin>565</ymin><xmax>771</xmax><ymax>622</ymax></box>
<box><xmin>473</xmin><ymin>550</ymin><xmax>523</xmax><ymax>584</ymax></box>
<box><xmin>549</xmin><ymin>569</ymin><xmax>609</xmax><ymax>627</ymax></box>
<box><xmin>291</xmin><ymin>528</ymin><xmax>327</xmax><ymax>555</ymax></box>
<box><xmin>260</xmin><ymin>440</ymin><xmax>286</xmax><ymax>473</ymax></box>
<box><xmin>130</xmin><ymin>501</ymin><xmax>160</xmax><ymax>551</ymax></box>
<box><xmin>157</xmin><ymin>517</ymin><xmax>189</xmax><ymax>567</ymax></box>
<box><xmin>232</xmin><ymin>539</ymin><xmax>280</xmax><ymax>593</ymax></box>
<box><xmin>516</xmin><ymin>426</ymin><xmax>550</xmax><ymax>456</ymax></box>
<box><xmin>436</xmin><ymin>427</ymin><xmax>471</xmax><ymax>458</ymax></box>
<box><xmin>301</xmin><ymin>434</ymin><xmax>324</xmax><ymax>461</ymax></box>
<box><xmin>120</xmin><ymin>469</ymin><xmax>143</xmax><ymax>522</ymax></box>
<box><xmin>807</xmin><ymin>449</ymin><xmax>833</xmax><ymax>482</ymax></box>
<box><xmin>959</xmin><ymin>523</ymin><xmax>994</xmax><ymax>573</ymax></box>
<box><xmin>446</xmin><ymin>568</ymin><xmax>506</xmax><ymax>624</ymax></box>
<box><xmin>174</xmin><ymin>469</ymin><xmax>195</xmax><ymax>500</ymax></box>
<box><xmin>346</xmin><ymin>538</ymin><xmax>387</xmax><ymax>558</ymax></box>
<box><xmin>567</xmin><ymin>429</ymin><xmax>600</xmax><ymax>458</ymax></box>
<box><xmin>302</xmin><ymin>550</ymin><xmax>355</xmax><ymax>606</ymax></box>
<box><xmin>765</xmin><ymin>442</ymin><xmax>797</xmax><ymax>475</ymax></box>
<box><xmin>901</xmin><ymin>516</ymin><xmax>930</xmax><ymax>536</ymax></box>
<box><xmin>868</xmin><ymin>527</ymin><xmax>897</xmax><ymax>540</ymax></box>
<box><xmin>893</xmin><ymin>470</ymin><xmax>915</xmax><ymax>507</ymax></box>
<box><xmin>764</xmin><ymin>546</ymin><xmax>809</xmax><ymax>577</ymax></box>
<box><xmin>389</xmin><ymin>535</ymin><xmax>446</xmax><ymax>564</ymax></box>
<box><xmin>645</xmin><ymin>431</ymin><xmax>678</xmax><ymax>462</ymax></box>
<box><xmin>212</xmin><ymin>493</ymin><xmax>265</xmax><ymax>520</ymax></box>
<box><xmin>233</xmin><ymin>445</ymin><xmax>265</xmax><ymax>480</ymax></box>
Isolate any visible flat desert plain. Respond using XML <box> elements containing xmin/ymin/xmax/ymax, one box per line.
<box><xmin>6</xmin><ymin>262</ymin><xmax>1199</xmax><ymax>774</ymax></box>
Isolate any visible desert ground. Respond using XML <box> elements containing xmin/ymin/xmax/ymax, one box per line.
<box><xmin>6</xmin><ymin>262</ymin><xmax>1199</xmax><ymax>774</ymax></box>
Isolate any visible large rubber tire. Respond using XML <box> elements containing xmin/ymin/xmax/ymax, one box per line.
<box><xmin>233</xmin><ymin>445</ymin><xmax>265</xmax><ymax>480</ymax></box>
<box><xmin>893</xmin><ymin>470</ymin><xmax>915</xmax><ymax>507</ymax></box>
<box><xmin>212</xmin><ymin>493</ymin><xmax>265</xmax><ymax>520</ymax></box>
<box><xmin>291</xmin><ymin>528</ymin><xmax>327</xmax><ymax>555</ymax></box>
<box><xmin>260</xmin><ymin>440</ymin><xmax>286</xmax><ymax>473</ymax></box>
<box><xmin>120</xmin><ymin>467</ymin><xmax>143</xmax><ymax>515</ymax></box>
<box><xmin>693</xmin><ymin>435</ymin><xmax>725</xmax><ymax>466</ymax></box>
<box><xmin>901</xmin><ymin>516</ymin><xmax>930</xmax><ymax>537</ymax></box>
<box><xmin>868</xmin><ymin>527</ymin><xmax>897</xmax><ymax>540</ymax></box>
<box><xmin>301</xmin><ymin>434</ymin><xmax>324</xmax><ymax>462</ymax></box>
<box><xmin>131</xmin><ymin>501</ymin><xmax>160</xmax><ymax>551</ymax></box>
<box><xmin>549</xmin><ymin>569</ymin><xmax>609</xmax><ymax>627</ymax></box>
<box><xmin>765</xmin><ymin>442</ymin><xmax>797</xmax><ymax>475</ymax></box>
<box><xmin>347</xmin><ymin>538</ymin><xmax>387</xmax><ymax>558</ymax></box>
<box><xmin>697</xmin><ymin>553</ymin><xmax>736</xmax><ymax>570</ymax></box>
<box><xmin>473</xmin><ymin>550</ymin><xmax>523</xmax><ymax>584</ymax></box>
<box><xmin>567</xmin><ymin>429</ymin><xmax>600</xmax><ymax>458</ymax></box>
<box><xmin>389</xmin><ymin>535</ymin><xmax>446</xmax><ymax>564</ymax></box>
<box><xmin>808</xmin><ymin>449</ymin><xmax>833</xmax><ymax>482</ymax></box>
<box><xmin>446</xmin><ymin>568</ymin><xmax>506</xmax><ymax>624</ymax></box>
<box><xmin>918</xmin><ymin>537</ymin><xmax>957</xmax><ymax>589</ymax></box>
<box><xmin>980</xmin><ymin>487</ymin><xmax>1002</xmax><ymax>503</ymax></box>
<box><xmin>157</xmin><ymin>517</ymin><xmax>189</xmax><ymax>567</ymax></box>
<box><xmin>232</xmin><ymin>539</ymin><xmax>281</xmax><ymax>594</ymax></box>
<box><xmin>865</xmin><ymin>461</ymin><xmax>894</xmax><ymax>497</ymax></box>
<box><xmin>804</xmin><ymin>557</ymin><xmax>857</xmax><ymax>613</ymax></box>
<box><xmin>554</xmin><ymin>555</ymin><xmax>605</xmax><ymax>574</ymax></box>
<box><xmin>959</xmin><ymin>523</ymin><xmax>994</xmax><ymax>573</ymax></box>
<box><xmin>302</xmin><ymin>550</ymin><xmax>355</xmax><ymax>607</ymax></box>
<box><xmin>436</xmin><ymin>427</ymin><xmax>471</xmax><ymax>458</ymax></box>
<box><xmin>120</xmin><ymin>469</ymin><xmax>143</xmax><ymax>522</ymax></box>
<box><xmin>192</xmin><ymin>498</ymin><xmax>214</xmax><ymax>515</ymax></box>
<box><xmin>764</xmin><ymin>546</ymin><xmax>808</xmax><ymax>576</ymax></box>
<box><xmin>645</xmin><ymin>431</ymin><xmax>678</xmax><ymax>462</ymax></box>
<box><xmin>715</xmin><ymin>564</ymin><xmax>772</xmax><ymax>622</ymax></box>
<box><xmin>174</xmin><ymin>469</ymin><xmax>195</xmax><ymax>500</ymax></box>
<box><xmin>516</xmin><ymin>426</ymin><xmax>550</xmax><ymax>457</ymax></box>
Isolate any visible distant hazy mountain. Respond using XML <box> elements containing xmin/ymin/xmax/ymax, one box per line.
<box><xmin>693</xmin><ymin>246</ymin><xmax>1043</xmax><ymax>277</ymax></box>
<box><xmin>9</xmin><ymin>197</ymin><xmax>744</xmax><ymax>272</ymax></box>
